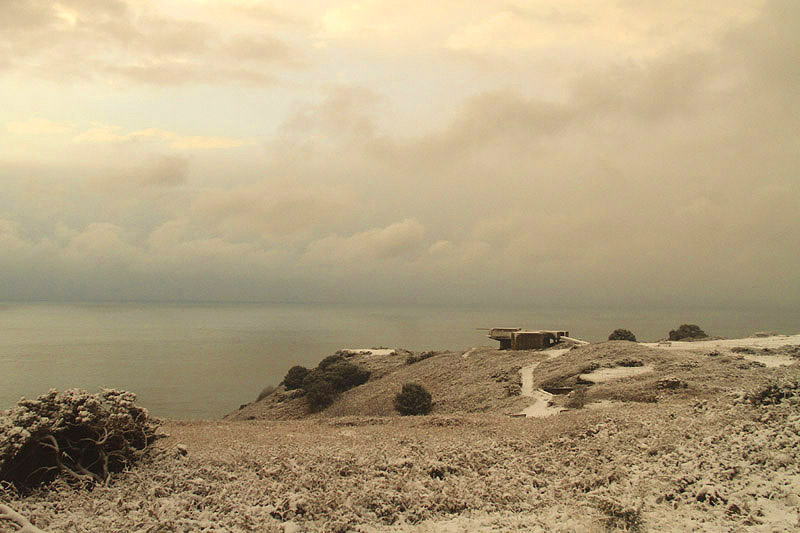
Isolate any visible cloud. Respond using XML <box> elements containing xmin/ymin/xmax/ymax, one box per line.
<box><xmin>445</xmin><ymin>0</ymin><xmax>762</xmax><ymax>57</ymax></box>
<box><xmin>0</xmin><ymin>0</ymin><xmax>304</xmax><ymax>86</ymax></box>
<box><xmin>303</xmin><ymin>218</ymin><xmax>425</xmax><ymax>265</ymax></box>
<box><xmin>62</xmin><ymin>222</ymin><xmax>141</xmax><ymax>268</ymax></box>
<box><xmin>137</xmin><ymin>155</ymin><xmax>189</xmax><ymax>187</ymax></box>
<box><xmin>190</xmin><ymin>180</ymin><xmax>357</xmax><ymax>239</ymax></box>
<box><xmin>0</xmin><ymin>1</ymin><xmax>798</xmax><ymax>307</ymax></box>
<box><xmin>72</xmin><ymin>124</ymin><xmax>252</xmax><ymax>150</ymax></box>
<box><xmin>6</xmin><ymin>118</ymin><xmax>73</xmax><ymax>135</ymax></box>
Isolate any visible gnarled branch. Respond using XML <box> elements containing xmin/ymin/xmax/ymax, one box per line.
<box><xmin>0</xmin><ymin>503</ymin><xmax>49</xmax><ymax>533</ymax></box>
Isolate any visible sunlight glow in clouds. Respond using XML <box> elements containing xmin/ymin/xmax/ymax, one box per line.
<box><xmin>0</xmin><ymin>0</ymin><xmax>797</xmax><ymax>307</ymax></box>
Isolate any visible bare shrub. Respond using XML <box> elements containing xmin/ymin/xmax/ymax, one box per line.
<box><xmin>0</xmin><ymin>388</ymin><xmax>159</xmax><ymax>490</ymax></box>
<box><xmin>393</xmin><ymin>383</ymin><xmax>432</xmax><ymax>416</ymax></box>
<box><xmin>608</xmin><ymin>329</ymin><xmax>637</xmax><ymax>342</ymax></box>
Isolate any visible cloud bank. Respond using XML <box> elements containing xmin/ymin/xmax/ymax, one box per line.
<box><xmin>0</xmin><ymin>0</ymin><xmax>797</xmax><ymax>307</ymax></box>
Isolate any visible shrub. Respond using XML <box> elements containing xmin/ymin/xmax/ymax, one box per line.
<box><xmin>323</xmin><ymin>362</ymin><xmax>370</xmax><ymax>392</ymax></box>
<box><xmin>256</xmin><ymin>385</ymin><xmax>276</xmax><ymax>402</ymax></box>
<box><xmin>290</xmin><ymin>355</ymin><xmax>371</xmax><ymax>411</ymax></box>
<box><xmin>746</xmin><ymin>379</ymin><xmax>799</xmax><ymax>405</ymax></box>
<box><xmin>301</xmin><ymin>371</ymin><xmax>337</xmax><ymax>411</ymax></box>
<box><xmin>565</xmin><ymin>385</ymin><xmax>588</xmax><ymax>409</ymax></box>
<box><xmin>283</xmin><ymin>366</ymin><xmax>310</xmax><ymax>390</ymax></box>
<box><xmin>608</xmin><ymin>329</ymin><xmax>637</xmax><ymax>342</ymax></box>
<box><xmin>592</xmin><ymin>495</ymin><xmax>643</xmax><ymax>532</ymax></box>
<box><xmin>405</xmin><ymin>351</ymin><xmax>437</xmax><ymax>365</ymax></box>
<box><xmin>394</xmin><ymin>383</ymin><xmax>433</xmax><ymax>416</ymax></box>
<box><xmin>0</xmin><ymin>388</ymin><xmax>159</xmax><ymax>490</ymax></box>
<box><xmin>615</xmin><ymin>359</ymin><xmax>644</xmax><ymax>367</ymax></box>
<box><xmin>318</xmin><ymin>354</ymin><xmax>346</xmax><ymax>370</ymax></box>
<box><xmin>668</xmin><ymin>324</ymin><xmax>707</xmax><ymax>341</ymax></box>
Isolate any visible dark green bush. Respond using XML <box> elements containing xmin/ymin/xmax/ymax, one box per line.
<box><xmin>394</xmin><ymin>383</ymin><xmax>432</xmax><ymax>416</ymax></box>
<box><xmin>324</xmin><ymin>362</ymin><xmax>370</xmax><ymax>392</ymax></box>
<box><xmin>301</xmin><ymin>370</ymin><xmax>337</xmax><ymax>411</ymax></box>
<box><xmin>608</xmin><ymin>329</ymin><xmax>637</xmax><ymax>342</ymax></box>
<box><xmin>668</xmin><ymin>324</ymin><xmax>707</xmax><ymax>341</ymax></box>
<box><xmin>318</xmin><ymin>354</ymin><xmax>346</xmax><ymax>370</ymax></box>
<box><xmin>295</xmin><ymin>356</ymin><xmax>371</xmax><ymax>411</ymax></box>
<box><xmin>283</xmin><ymin>366</ymin><xmax>310</xmax><ymax>390</ymax></box>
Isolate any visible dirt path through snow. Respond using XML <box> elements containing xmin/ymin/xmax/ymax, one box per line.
<box><xmin>517</xmin><ymin>348</ymin><xmax>571</xmax><ymax>418</ymax></box>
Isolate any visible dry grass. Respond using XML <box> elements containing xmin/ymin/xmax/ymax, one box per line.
<box><xmin>4</xmin><ymin>341</ymin><xmax>799</xmax><ymax>532</ymax></box>
<box><xmin>230</xmin><ymin>347</ymin><xmax>549</xmax><ymax>420</ymax></box>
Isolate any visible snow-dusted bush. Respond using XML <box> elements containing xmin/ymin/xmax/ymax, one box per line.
<box><xmin>747</xmin><ymin>379</ymin><xmax>799</xmax><ymax>405</ymax></box>
<box><xmin>0</xmin><ymin>388</ymin><xmax>159</xmax><ymax>490</ymax></box>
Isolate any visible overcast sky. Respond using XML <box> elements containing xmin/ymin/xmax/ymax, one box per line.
<box><xmin>0</xmin><ymin>0</ymin><xmax>797</xmax><ymax>307</ymax></box>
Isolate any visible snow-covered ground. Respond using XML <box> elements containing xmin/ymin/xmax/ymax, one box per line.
<box><xmin>518</xmin><ymin>347</ymin><xmax>571</xmax><ymax>418</ymax></box>
<box><xmin>643</xmin><ymin>334</ymin><xmax>800</xmax><ymax>351</ymax></box>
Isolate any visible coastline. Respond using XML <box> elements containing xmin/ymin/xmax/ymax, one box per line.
<box><xmin>3</xmin><ymin>336</ymin><xmax>799</xmax><ymax>531</ymax></box>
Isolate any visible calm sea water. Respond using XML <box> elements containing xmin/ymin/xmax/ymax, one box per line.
<box><xmin>1</xmin><ymin>302</ymin><xmax>797</xmax><ymax>419</ymax></box>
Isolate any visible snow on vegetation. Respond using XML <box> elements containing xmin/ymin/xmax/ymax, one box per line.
<box><xmin>1</xmin><ymin>338</ymin><xmax>799</xmax><ymax>531</ymax></box>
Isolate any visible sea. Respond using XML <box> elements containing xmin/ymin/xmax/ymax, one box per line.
<box><xmin>1</xmin><ymin>301</ymin><xmax>797</xmax><ymax>419</ymax></box>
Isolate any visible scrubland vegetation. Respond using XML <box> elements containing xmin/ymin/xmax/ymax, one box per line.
<box><xmin>2</xmin><ymin>336</ymin><xmax>799</xmax><ymax>531</ymax></box>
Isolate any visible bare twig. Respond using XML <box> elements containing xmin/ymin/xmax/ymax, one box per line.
<box><xmin>0</xmin><ymin>504</ymin><xmax>49</xmax><ymax>533</ymax></box>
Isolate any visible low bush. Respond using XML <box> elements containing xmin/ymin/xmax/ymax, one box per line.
<box><xmin>297</xmin><ymin>356</ymin><xmax>371</xmax><ymax>411</ymax></box>
<box><xmin>592</xmin><ymin>495</ymin><xmax>643</xmax><ymax>532</ymax></box>
<box><xmin>301</xmin><ymin>371</ymin><xmax>337</xmax><ymax>411</ymax></box>
<box><xmin>608</xmin><ymin>329</ymin><xmax>637</xmax><ymax>342</ymax></box>
<box><xmin>324</xmin><ymin>362</ymin><xmax>370</xmax><ymax>392</ymax></box>
<box><xmin>730</xmin><ymin>346</ymin><xmax>756</xmax><ymax>354</ymax></box>
<box><xmin>0</xmin><ymin>388</ymin><xmax>159</xmax><ymax>490</ymax></box>
<box><xmin>668</xmin><ymin>324</ymin><xmax>707</xmax><ymax>341</ymax></box>
<box><xmin>565</xmin><ymin>386</ymin><xmax>587</xmax><ymax>409</ymax></box>
<box><xmin>283</xmin><ymin>366</ymin><xmax>310</xmax><ymax>390</ymax></box>
<box><xmin>746</xmin><ymin>379</ymin><xmax>799</xmax><ymax>405</ymax></box>
<box><xmin>318</xmin><ymin>355</ymin><xmax>346</xmax><ymax>370</ymax></box>
<box><xmin>406</xmin><ymin>351</ymin><xmax>437</xmax><ymax>365</ymax></box>
<box><xmin>394</xmin><ymin>383</ymin><xmax>433</xmax><ymax>416</ymax></box>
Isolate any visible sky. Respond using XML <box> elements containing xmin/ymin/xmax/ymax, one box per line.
<box><xmin>0</xmin><ymin>0</ymin><xmax>798</xmax><ymax>307</ymax></box>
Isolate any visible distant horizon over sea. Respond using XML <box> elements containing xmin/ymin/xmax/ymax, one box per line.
<box><xmin>2</xmin><ymin>301</ymin><xmax>798</xmax><ymax>419</ymax></box>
